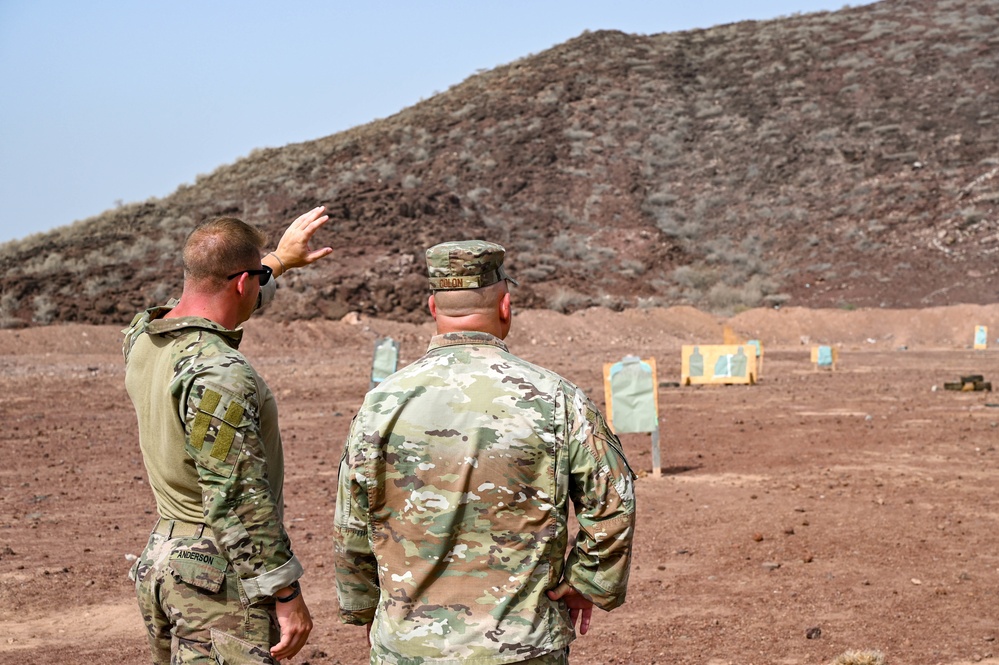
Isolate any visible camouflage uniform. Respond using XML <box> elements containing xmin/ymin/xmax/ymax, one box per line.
<box><xmin>334</xmin><ymin>241</ymin><xmax>636</xmax><ymax>665</ymax></box>
<box><xmin>123</xmin><ymin>282</ymin><xmax>302</xmax><ymax>664</ymax></box>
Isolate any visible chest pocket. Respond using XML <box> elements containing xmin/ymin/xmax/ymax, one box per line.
<box><xmin>186</xmin><ymin>385</ymin><xmax>253</xmax><ymax>478</ymax></box>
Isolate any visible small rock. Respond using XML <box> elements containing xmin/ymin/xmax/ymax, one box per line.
<box><xmin>762</xmin><ymin>562</ymin><xmax>781</xmax><ymax>571</ymax></box>
<box><xmin>752</xmin><ymin>533</ymin><xmax>764</xmax><ymax>542</ymax></box>
<box><xmin>806</xmin><ymin>627</ymin><xmax>822</xmax><ymax>639</ymax></box>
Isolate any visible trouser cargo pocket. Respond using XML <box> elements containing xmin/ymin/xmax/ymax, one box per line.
<box><xmin>209</xmin><ymin>628</ymin><xmax>276</xmax><ymax>664</ymax></box>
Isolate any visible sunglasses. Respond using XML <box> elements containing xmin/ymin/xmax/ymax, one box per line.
<box><xmin>226</xmin><ymin>265</ymin><xmax>273</xmax><ymax>286</ymax></box>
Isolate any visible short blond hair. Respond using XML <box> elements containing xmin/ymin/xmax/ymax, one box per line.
<box><xmin>183</xmin><ymin>217</ymin><xmax>266</xmax><ymax>284</ymax></box>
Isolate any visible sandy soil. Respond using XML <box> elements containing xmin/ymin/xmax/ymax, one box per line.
<box><xmin>2</xmin><ymin>304</ymin><xmax>999</xmax><ymax>665</ymax></box>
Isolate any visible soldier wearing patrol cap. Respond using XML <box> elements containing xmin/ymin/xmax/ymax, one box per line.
<box><xmin>123</xmin><ymin>207</ymin><xmax>332</xmax><ymax>664</ymax></box>
<box><xmin>334</xmin><ymin>240</ymin><xmax>636</xmax><ymax>664</ymax></box>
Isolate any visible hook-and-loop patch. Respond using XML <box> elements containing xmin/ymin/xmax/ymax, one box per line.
<box><xmin>187</xmin><ymin>386</ymin><xmax>250</xmax><ymax>477</ymax></box>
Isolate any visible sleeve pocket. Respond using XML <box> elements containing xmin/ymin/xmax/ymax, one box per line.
<box><xmin>186</xmin><ymin>385</ymin><xmax>253</xmax><ymax>478</ymax></box>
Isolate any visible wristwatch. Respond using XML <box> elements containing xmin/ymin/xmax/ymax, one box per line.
<box><xmin>276</xmin><ymin>580</ymin><xmax>301</xmax><ymax>603</ymax></box>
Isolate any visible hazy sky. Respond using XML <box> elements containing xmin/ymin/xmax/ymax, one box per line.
<box><xmin>0</xmin><ymin>1</ymin><xmax>873</xmax><ymax>244</ymax></box>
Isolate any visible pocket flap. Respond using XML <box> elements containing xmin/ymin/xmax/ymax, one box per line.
<box><xmin>169</xmin><ymin>549</ymin><xmax>228</xmax><ymax>594</ymax></box>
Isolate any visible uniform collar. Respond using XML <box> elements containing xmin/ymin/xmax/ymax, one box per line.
<box><xmin>427</xmin><ymin>330</ymin><xmax>508</xmax><ymax>353</ymax></box>
<box><xmin>139</xmin><ymin>301</ymin><xmax>244</xmax><ymax>348</ymax></box>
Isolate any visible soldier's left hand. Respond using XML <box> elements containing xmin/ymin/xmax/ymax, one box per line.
<box><xmin>271</xmin><ymin>592</ymin><xmax>313</xmax><ymax>661</ymax></box>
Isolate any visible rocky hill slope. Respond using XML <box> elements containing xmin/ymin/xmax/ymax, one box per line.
<box><xmin>1</xmin><ymin>0</ymin><xmax>997</xmax><ymax>328</ymax></box>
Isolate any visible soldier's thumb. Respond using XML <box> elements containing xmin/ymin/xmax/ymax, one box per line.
<box><xmin>546</xmin><ymin>582</ymin><xmax>571</xmax><ymax>601</ymax></box>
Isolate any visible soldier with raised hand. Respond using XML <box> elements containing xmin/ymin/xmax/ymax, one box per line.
<box><xmin>334</xmin><ymin>240</ymin><xmax>636</xmax><ymax>664</ymax></box>
<box><xmin>123</xmin><ymin>206</ymin><xmax>333</xmax><ymax>663</ymax></box>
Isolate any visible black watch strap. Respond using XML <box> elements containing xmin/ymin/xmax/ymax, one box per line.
<box><xmin>276</xmin><ymin>580</ymin><xmax>301</xmax><ymax>603</ymax></box>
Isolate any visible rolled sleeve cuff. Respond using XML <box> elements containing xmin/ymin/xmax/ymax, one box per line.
<box><xmin>241</xmin><ymin>555</ymin><xmax>304</xmax><ymax>602</ymax></box>
<box><xmin>565</xmin><ymin>571</ymin><xmax>627</xmax><ymax>612</ymax></box>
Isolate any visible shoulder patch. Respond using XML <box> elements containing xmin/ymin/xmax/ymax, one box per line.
<box><xmin>211</xmin><ymin>399</ymin><xmax>245</xmax><ymax>461</ymax></box>
<box><xmin>190</xmin><ymin>389</ymin><xmax>223</xmax><ymax>451</ymax></box>
<box><xmin>186</xmin><ymin>385</ymin><xmax>252</xmax><ymax>478</ymax></box>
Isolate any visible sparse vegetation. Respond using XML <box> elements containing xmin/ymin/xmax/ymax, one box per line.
<box><xmin>2</xmin><ymin>0</ymin><xmax>998</xmax><ymax>324</ymax></box>
<box><xmin>829</xmin><ymin>650</ymin><xmax>886</xmax><ymax>665</ymax></box>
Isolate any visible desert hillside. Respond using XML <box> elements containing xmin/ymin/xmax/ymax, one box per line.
<box><xmin>1</xmin><ymin>0</ymin><xmax>997</xmax><ymax>329</ymax></box>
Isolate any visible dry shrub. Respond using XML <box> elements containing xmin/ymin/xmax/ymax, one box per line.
<box><xmin>829</xmin><ymin>650</ymin><xmax>886</xmax><ymax>665</ymax></box>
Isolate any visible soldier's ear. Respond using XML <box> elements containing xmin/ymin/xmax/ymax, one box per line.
<box><xmin>428</xmin><ymin>293</ymin><xmax>438</xmax><ymax>320</ymax></box>
<box><xmin>499</xmin><ymin>292</ymin><xmax>511</xmax><ymax>325</ymax></box>
<box><xmin>233</xmin><ymin>271</ymin><xmax>250</xmax><ymax>296</ymax></box>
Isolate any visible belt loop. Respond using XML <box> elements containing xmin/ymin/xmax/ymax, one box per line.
<box><xmin>154</xmin><ymin>517</ymin><xmax>175</xmax><ymax>538</ymax></box>
<box><xmin>154</xmin><ymin>517</ymin><xmax>205</xmax><ymax>538</ymax></box>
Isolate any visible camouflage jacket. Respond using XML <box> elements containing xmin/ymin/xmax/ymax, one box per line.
<box><xmin>334</xmin><ymin>331</ymin><xmax>636</xmax><ymax>664</ymax></box>
<box><xmin>122</xmin><ymin>303</ymin><xmax>302</xmax><ymax>602</ymax></box>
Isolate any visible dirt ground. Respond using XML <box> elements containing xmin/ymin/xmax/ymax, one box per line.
<box><xmin>3</xmin><ymin>304</ymin><xmax>999</xmax><ymax>665</ymax></box>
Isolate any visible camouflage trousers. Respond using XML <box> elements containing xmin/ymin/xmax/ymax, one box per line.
<box><xmin>130</xmin><ymin>520</ymin><xmax>279</xmax><ymax>664</ymax></box>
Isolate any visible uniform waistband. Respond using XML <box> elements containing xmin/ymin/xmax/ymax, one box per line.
<box><xmin>153</xmin><ymin>518</ymin><xmax>206</xmax><ymax>539</ymax></box>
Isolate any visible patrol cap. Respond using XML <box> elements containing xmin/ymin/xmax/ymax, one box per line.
<box><xmin>426</xmin><ymin>240</ymin><xmax>519</xmax><ymax>291</ymax></box>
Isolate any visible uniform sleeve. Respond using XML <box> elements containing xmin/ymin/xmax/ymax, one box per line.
<box><xmin>184</xmin><ymin>365</ymin><xmax>302</xmax><ymax>603</ymax></box>
<box><xmin>332</xmin><ymin>414</ymin><xmax>380</xmax><ymax>625</ymax></box>
<box><xmin>563</xmin><ymin>391</ymin><xmax>637</xmax><ymax>611</ymax></box>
